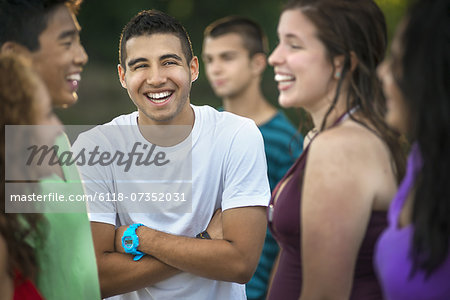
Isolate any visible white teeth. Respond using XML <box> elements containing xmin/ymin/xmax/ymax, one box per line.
<box><xmin>145</xmin><ymin>91</ymin><xmax>173</xmax><ymax>102</ymax></box>
<box><xmin>66</xmin><ymin>73</ymin><xmax>81</xmax><ymax>81</ymax></box>
<box><xmin>274</xmin><ymin>74</ymin><xmax>295</xmax><ymax>82</ymax></box>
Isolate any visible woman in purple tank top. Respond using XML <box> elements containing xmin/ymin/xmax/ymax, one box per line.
<box><xmin>375</xmin><ymin>0</ymin><xmax>450</xmax><ymax>299</ymax></box>
<box><xmin>266</xmin><ymin>0</ymin><xmax>406</xmax><ymax>299</ymax></box>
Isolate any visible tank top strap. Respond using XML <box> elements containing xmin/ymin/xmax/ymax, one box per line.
<box><xmin>331</xmin><ymin>106</ymin><xmax>359</xmax><ymax>128</ymax></box>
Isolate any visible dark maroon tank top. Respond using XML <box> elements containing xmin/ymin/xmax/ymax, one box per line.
<box><xmin>267</xmin><ymin>113</ymin><xmax>387</xmax><ymax>300</ymax></box>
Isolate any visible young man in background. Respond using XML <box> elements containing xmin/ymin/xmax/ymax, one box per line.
<box><xmin>202</xmin><ymin>16</ymin><xmax>303</xmax><ymax>300</ymax></box>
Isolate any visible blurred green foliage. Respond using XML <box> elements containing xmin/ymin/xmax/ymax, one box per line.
<box><xmin>56</xmin><ymin>0</ymin><xmax>409</xmax><ymax>127</ymax></box>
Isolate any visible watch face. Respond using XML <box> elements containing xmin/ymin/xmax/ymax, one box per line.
<box><xmin>124</xmin><ymin>237</ymin><xmax>133</xmax><ymax>249</ymax></box>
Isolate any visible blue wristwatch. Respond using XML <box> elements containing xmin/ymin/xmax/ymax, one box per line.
<box><xmin>121</xmin><ymin>223</ymin><xmax>145</xmax><ymax>261</ymax></box>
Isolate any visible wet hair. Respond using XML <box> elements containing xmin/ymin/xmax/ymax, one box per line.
<box><xmin>203</xmin><ymin>16</ymin><xmax>268</xmax><ymax>57</ymax></box>
<box><xmin>0</xmin><ymin>0</ymin><xmax>83</xmax><ymax>51</ymax></box>
<box><xmin>283</xmin><ymin>0</ymin><xmax>405</xmax><ymax>182</ymax></box>
<box><xmin>393</xmin><ymin>0</ymin><xmax>450</xmax><ymax>277</ymax></box>
<box><xmin>119</xmin><ymin>9</ymin><xmax>194</xmax><ymax>69</ymax></box>
<box><xmin>0</xmin><ymin>53</ymin><xmax>46</xmax><ymax>281</ymax></box>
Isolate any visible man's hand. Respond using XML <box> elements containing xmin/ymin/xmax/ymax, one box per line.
<box><xmin>206</xmin><ymin>209</ymin><xmax>223</xmax><ymax>240</ymax></box>
<box><xmin>136</xmin><ymin>206</ymin><xmax>267</xmax><ymax>283</ymax></box>
<box><xmin>115</xmin><ymin>225</ymin><xmax>128</xmax><ymax>253</ymax></box>
<box><xmin>91</xmin><ymin>222</ymin><xmax>181</xmax><ymax>297</ymax></box>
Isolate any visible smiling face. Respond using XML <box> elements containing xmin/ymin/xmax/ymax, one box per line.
<box><xmin>202</xmin><ymin>33</ymin><xmax>258</xmax><ymax>99</ymax></box>
<box><xmin>268</xmin><ymin>9</ymin><xmax>337</xmax><ymax>111</ymax></box>
<box><xmin>29</xmin><ymin>4</ymin><xmax>88</xmax><ymax>108</ymax></box>
<box><xmin>118</xmin><ymin>33</ymin><xmax>199</xmax><ymax>126</ymax></box>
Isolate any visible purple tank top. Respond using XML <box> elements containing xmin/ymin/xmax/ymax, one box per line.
<box><xmin>375</xmin><ymin>143</ymin><xmax>450</xmax><ymax>300</ymax></box>
<box><xmin>267</xmin><ymin>113</ymin><xmax>387</xmax><ymax>300</ymax></box>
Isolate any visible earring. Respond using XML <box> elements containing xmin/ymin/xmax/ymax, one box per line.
<box><xmin>335</xmin><ymin>71</ymin><xmax>341</xmax><ymax>79</ymax></box>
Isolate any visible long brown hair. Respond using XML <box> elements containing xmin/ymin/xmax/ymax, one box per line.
<box><xmin>0</xmin><ymin>53</ymin><xmax>46</xmax><ymax>281</ymax></box>
<box><xmin>283</xmin><ymin>0</ymin><xmax>406</xmax><ymax>182</ymax></box>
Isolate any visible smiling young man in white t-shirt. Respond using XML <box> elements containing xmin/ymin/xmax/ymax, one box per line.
<box><xmin>73</xmin><ymin>9</ymin><xmax>270</xmax><ymax>300</ymax></box>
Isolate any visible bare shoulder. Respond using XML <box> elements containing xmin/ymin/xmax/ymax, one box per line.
<box><xmin>307</xmin><ymin>119</ymin><xmax>396</xmax><ymax>209</ymax></box>
<box><xmin>310</xmin><ymin>119</ymin><xmax>390</xmax><ymax>166</ymax></box>
<box><xmin>306</xmin><ymin>122</ymin><xmax>377</xmax><ymax>190</ymax></box>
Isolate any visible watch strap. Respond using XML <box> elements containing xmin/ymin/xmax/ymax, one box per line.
<box><xmin>196</xmin><ymin>230</ymin><xmax>211</xmax><ymax>239</ymax></box>
<box><xmin>122</xmin><ymin>223</ymin><xmax>145</xmax><ymax>261</ymax></box>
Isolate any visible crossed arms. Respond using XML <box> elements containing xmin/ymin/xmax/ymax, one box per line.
<box><xmin>92</xmin><ymin>206</ymin><xmax>267</xmax><ymax>298</ymax></box>
<box><xmin>75</xmin><ymin>118</ymin><xmax>270</xmax><ymax>297</ymax></box>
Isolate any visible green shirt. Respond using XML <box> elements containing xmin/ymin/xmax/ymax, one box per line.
<box><xmin>35</xmin><ymin>134</ymin><xmax>101</xmax><ymax>300</ymax></box>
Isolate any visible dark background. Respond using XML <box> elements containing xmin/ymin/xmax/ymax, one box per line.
<box><xmin>56</xmin><ymin>0</ymin><xmax>409</xmax><ymax>129</ymax></box>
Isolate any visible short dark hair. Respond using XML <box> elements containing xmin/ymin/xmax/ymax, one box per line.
<box><xmin>0</xmin><ymin>0</ymin><xmax>83</xmax><ymax>51</ymax></box>
<box><xmin>119</xmin><ymin>9</ymin><xmax>194</xmax><ymax>69</ymax></box>
<box><xmin>203</xmin><ymin>16</ymin><xmax>268</xmax><ymax>57</ymax></box>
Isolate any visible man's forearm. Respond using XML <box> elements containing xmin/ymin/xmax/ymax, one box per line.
<box><xmin>111</xmin><ymin>207</ymin><xmax>266</xmax><ymax>286</ymax></box>
<box><xmin>136</xmin><ymin>227</ymin><xmax>261</xmax><ymax>284</ymax></box>
<box><xmin>97</xmin><ymin>251</ymin><xmax>181</xmax><ymax>298</ymax></box>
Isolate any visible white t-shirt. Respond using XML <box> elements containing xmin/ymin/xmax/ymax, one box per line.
<box><xmin>73</xmin><ymin>104</ymin><xmax>270</xmax><ymax>300</ymax></box>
